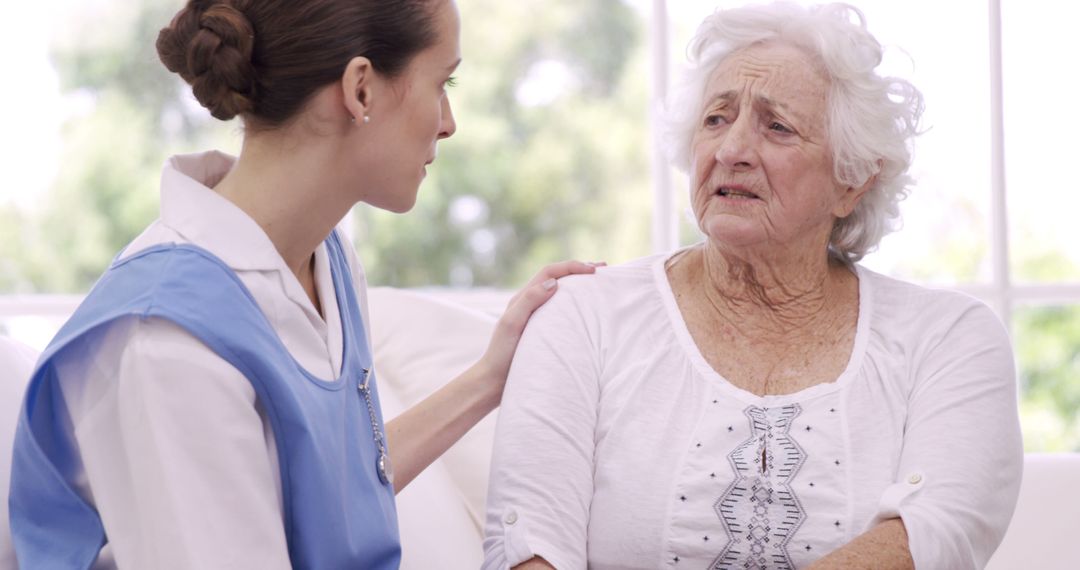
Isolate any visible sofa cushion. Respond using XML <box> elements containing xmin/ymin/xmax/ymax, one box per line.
<box><xmin>375</xmin><ymin>375</ymin><xmax>483</xmax><ymax>569</ymax></box>
<box><xmin>368</xmin><ymin>287</ymin><xmax>499</xmax><ymax>568</ymax></box>
<box><xmin>986</xmin><ymin>453</ymin><xmax>1080</xmax><ymax>569</ymax></box>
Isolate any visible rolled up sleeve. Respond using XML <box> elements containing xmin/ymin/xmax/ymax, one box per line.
<box><xmin>873</xmin><ymin>301</ymin><xmax>1023</xmax><ymax>569</ymax></box>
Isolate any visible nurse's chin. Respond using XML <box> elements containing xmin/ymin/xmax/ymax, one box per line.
<box><xmin>360</xmin><ymin>186</ymin><xmax>421</xmax><ymax>215</ymax></box>
<box><xmin>380</xmin><ymin>194</ymin><xmax>421</xmax><ymax>215</ymax></box>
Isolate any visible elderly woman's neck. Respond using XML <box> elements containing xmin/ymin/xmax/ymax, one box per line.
<box><xmin>692</xmin><ymin>242</ymin><xmax>853</xmax><ymax>329</ymax></box>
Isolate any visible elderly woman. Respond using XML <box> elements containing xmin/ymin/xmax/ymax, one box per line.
<box><xmin>482</xmin><ymin>3</ymin><xmax>1022</xmax><ymax>569</ymax></box>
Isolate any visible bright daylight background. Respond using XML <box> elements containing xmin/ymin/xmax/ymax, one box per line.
<box><xmin>1</xmin><ymin>0</ymin><xmax>1077</xmax><ymax>452</ymax></box>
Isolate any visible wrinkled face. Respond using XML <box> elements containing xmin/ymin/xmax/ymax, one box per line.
<box><xmin>363</xmin><ymin>0</ymin><xmax>460</xmax><ymax>213</ymax></box>
<box><xmin>689</xmin><ymin>41</ymin><xmax>858</xmax><ymax>254</ymax></box>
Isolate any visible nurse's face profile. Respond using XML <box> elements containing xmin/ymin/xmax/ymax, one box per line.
<box><xmin>339</xmin><ymin>0</ymin><xmax>462</xmax><ymax>214</ymax></box>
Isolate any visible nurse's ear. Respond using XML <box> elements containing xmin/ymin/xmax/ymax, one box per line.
<box><xmin>341</xmin><ymin>56</ymin><xmax>375</xmax><ymax>124</ymax></box>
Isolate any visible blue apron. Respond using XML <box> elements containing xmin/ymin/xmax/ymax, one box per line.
<box><xmin>10</xmin><ymin>232</ymin><xmax>401</xmax><ymax>569</ymax></box>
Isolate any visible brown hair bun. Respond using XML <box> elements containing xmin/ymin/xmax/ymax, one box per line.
<box><xmin>156</xmin><ymin>0</ymin><xmax>441</xmax><ymax>129</ymax></box>
<box><xmin>156</xmin><ymin>1</ymin><xmax>257</xmax><ymax>121</ymax></box>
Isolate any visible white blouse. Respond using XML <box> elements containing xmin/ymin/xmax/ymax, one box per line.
<box><xmin>483</xmin><ymin>251</ymin><xmax>1022</xmax><ymax>570</ymax></box>
<box><xmin>51</xmin><ymin>151</ymin><xmax>368</xmax><ymax>569</ymax></box>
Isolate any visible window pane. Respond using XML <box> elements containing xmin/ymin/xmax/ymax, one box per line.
<box><xmin>356</xmin><ymin>0</ymin><xmax>652</xmax><ymax>287</ymax></box>
<box><xmin>669</xmin><ymin>0</ymin><xmax>992</xmax><ymax>285</ymax></box>
<box><xmin>1013</xmin><ymin>304</ymin><xmax>1080</xmax><ymax>452</ymax></box>
<box><xmin>1002</xmin><ymin>0</ymin><xmax>1080</xmax><ymax>283</ymax></box>
<box><xmin>0</xmin><ymin>0</ymin><xmax>241</xmax><ymax>295</ymax></box>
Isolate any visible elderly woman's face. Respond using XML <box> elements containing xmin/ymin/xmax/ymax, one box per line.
<box><xmin>689</xmin><ymin>42</ymin><xmax>864</xmax><ymax>254</ymax></box>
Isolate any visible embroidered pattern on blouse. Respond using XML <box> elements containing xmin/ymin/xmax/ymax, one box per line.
<box><xmin>712</xmin><ymin>404</ymin><xmax>806</xmax><ymax>569</ymax></box>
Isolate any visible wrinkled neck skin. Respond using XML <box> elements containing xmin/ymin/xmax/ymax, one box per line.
<box><xmin>685</xmin><ymin>237</ymin><xmax>855</xmax><ymax>338</ymax></box>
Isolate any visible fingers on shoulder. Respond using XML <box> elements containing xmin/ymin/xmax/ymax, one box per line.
<box><xmin>503</xmin><ymin>278</ymin><xmax>561</xmax><ymax>327</ymax></box>
<box><xmin>539</xmin><ymin>260</ymin><xmax>603</xmax><ymax>280</ymax></box>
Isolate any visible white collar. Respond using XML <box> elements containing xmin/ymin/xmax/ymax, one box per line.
<box><xmin>157</xmin><ymin>151</ymin><xmax>339</xmax><ymax>333</ymax></box>
<box><xmin>158</xmin><ymin>151</ymin><xmax>286</xmax><ymax>273</ymax></box>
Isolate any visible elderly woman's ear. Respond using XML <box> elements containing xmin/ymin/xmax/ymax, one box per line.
<box><xmin>834</xmin><ymin>175</ymin><xmax>876</xmax><ymax>218</ymax></box>
<box><xmin>833</xmin><ymin>159</ymin><xmax>882</xmax><ymax>218</ymax></box>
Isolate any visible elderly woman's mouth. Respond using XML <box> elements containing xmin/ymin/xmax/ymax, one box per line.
<box><xmin>716</xmin><ymin>187</ymin><xmax>761</xmax><ymax>199</ymax></box>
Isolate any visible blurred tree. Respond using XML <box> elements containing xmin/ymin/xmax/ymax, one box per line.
<box><xmin>356</xmin><ymin>0</ymin><xmax>651</xmax><ymax>288</ymax></box>
<box><xmin>1013</xmin><ymin>252</ymin><xmax>1080</xmax><ymax>452</ymax></box>
<box><xmin>1015</xmin><ymin>304</ymin><xmax>1080</xmax><ymax>452</ymax></box>
<box><xmin>0</xmin><ymin>0</ymin><xmax>236</xmax><ymax>293</ymax></box>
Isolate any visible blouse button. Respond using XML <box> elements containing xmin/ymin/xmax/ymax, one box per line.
<box><xmin>908</xmin><ymin>473</ymin><xmax>923</xmax><ymax>485</ymax></box>
<box><xmin>504</xmin><ymin>511</ymin><xmax>519</xmax><ymax>525</ymax></box>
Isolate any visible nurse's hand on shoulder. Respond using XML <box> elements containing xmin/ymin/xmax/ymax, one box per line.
<box><xmin>384</xmin><ymin>260</ymin><xmax>602</xmax><ymax>491</ymax></box>
<box><xmin>479</xmin><ymin>260</ymin><xmax>603</xmax><ymax>392</ymax></box>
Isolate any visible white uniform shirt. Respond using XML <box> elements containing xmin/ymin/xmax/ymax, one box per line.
<box><xmin>483</xmin><ymin>252</ymin><xmax>1022</xmax><ymax>570</ymax></box>
<box><xmin>51</xmin><ymin>151</ymin><xmax>367</xmax><ymax>569</ymax></box>
<box><xmin>0</xmin><ymin>337</ymin><xmax>38</xmax><ymax>570</ymax></box>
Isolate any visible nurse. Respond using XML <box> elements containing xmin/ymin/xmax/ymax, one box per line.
<box><xmin>9</xmin><ymin>0</ymin><xmax>596</xmax><ymax>568</ymax></box>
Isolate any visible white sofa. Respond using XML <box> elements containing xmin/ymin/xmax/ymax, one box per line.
<box><xmin>368</xmin><ymin>287</ymin><xmax>1080</xmax><ymax>570</ymax></box>
<box><xmin>984</xmin><ymin>453</ymin><xmax>1080</xmax><ymax>570</ymax></box>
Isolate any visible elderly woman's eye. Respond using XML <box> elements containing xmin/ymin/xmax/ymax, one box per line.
<box><xmin>769</xmin><ymin>121</ymin><xmax>794</xmax><ymax>134</ymax></box>
<box><xmin>704</xmin><ymin>114</ymin><xmax>725</xmax><ymax>127</ymax></box>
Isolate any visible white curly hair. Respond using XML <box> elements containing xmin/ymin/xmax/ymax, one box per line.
<box><xmin>663</xmin><ymin>2</ymin><xmax>924</xmax><ymax>262</ymax></box>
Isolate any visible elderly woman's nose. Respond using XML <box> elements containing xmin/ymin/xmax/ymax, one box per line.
<box><xmin>715</xmin><ymin>117</ymin><xmax>758</xmax><ymax>170</ymax></box>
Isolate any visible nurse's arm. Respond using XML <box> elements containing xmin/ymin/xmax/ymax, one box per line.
<box><xmin>384</xmin><ymin>260</ymin><xmax>598</xmax><ymax>493</ymax></box>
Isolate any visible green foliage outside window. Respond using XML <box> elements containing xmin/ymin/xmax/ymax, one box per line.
<box><xmin>1016</xmin><ymin>304</ymin><xmax>1080</xmax><ymax>452</ymax></box>
<box><xmin>355</xmin><ymin>0</ymin><xmax>651</xmax><ymax>287</ymax></box>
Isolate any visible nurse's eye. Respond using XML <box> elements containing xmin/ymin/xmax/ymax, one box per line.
<box><xmin>445</xmin><ymin>76</ymin><xmax>458</xmax><ymax>88</ymax></box>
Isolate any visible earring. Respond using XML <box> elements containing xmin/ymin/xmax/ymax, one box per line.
<box><xmin>363</xmin><ymin>115</ymin><xmax>371</xmax><ymax>124</ymax></box>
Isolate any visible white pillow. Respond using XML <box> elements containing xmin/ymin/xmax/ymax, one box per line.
<box><xmin>369</xmin><ymin>287</ymin><xmax>500</xmax><ymax>567</ymax></box>
<box><xmin>376</xmin><ymin>373</ymin><xmax>483</xmax><ymax>569</ymax></box>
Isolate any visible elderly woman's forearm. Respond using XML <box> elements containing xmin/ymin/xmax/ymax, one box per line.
<box><xmin>806</xmin><ymin>518</ymin><xmax>914</xmax><ymax>569</ymax></box>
